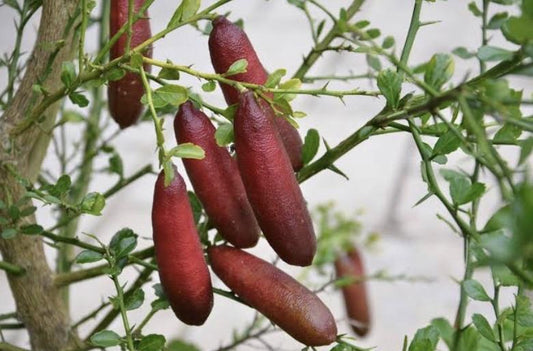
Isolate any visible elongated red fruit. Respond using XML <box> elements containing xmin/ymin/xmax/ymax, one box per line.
<box><xmin>174</xmin><ymin>101</ymin><xmax>260</xmax><ymax>248</ymax></box>
<box><xmin>108</xmin><ymin>0</ymin><xmax>152</xmax><ymax>128</ymax></box>
<box><xmin>334</xmin><ymin>247</ymin><xmax>371</xmax><ymax>336</ymax></box>
<box><xmin>152</xmin><ymin>166</ymin><xmax>213</xmax><ymax>325</ymax></box>
<box><xmin>234</xmin><ymin>91</ymin><xmax>316</xmax><ymax>266</ymax></box>
<box><xmin>208</xmin><ymin>16</ymin><xmax>303</xmax><ymax>171</ymax></box>
<box><xmin>208</xmin><ymin>246</ymin><xmax>337</xmax><ymax>346</ymax></box>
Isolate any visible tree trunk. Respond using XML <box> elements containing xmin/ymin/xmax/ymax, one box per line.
<box><xmin>0</xmin><ymin>1</ymin><xmax>80</xmax><ymax>350</ymax></box>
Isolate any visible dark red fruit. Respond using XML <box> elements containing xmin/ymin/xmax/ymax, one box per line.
<box><xmin>108</xmin><ymin>0</ymin><xmax>152</xmax><ymax>128</ymax></box>
<box><xmin>208</xmin><ymin>16</ymin><xmax>303</xmax><ymax>171</ymax></box>
<box><xmin>208</xmin><ymin>245</ymin><xmax>337</xmax><ymax>346</ymax></box>
<box><xmin>334</xmin><ymin>247</ymin><xmax>371</xmax><ymax>336</ymax></box>
<box><xmin>174</xmin><ymin>101</ymin><xmax>259</xmax><ymax>248</ymax></box>
<box><xmin>234</xmin><ymin>91</ymin><xmax>316</xmax><ymax>266</ymax></box>
<box><xmin>151</xmin><ymin>166</ymin><xmax>213</xmax><ymax>325</ymax></box>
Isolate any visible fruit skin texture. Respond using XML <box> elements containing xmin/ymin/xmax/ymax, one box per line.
<box><xmin>108</xmin><ymin>0</ymin><xmax>152</xmax><ymax>129</ymax></box>
<box><xmin>334</xmin><ymin>247</ymin><xmax>371</xmax><ymax>336</ymax></box>
<box><xmin>151</xmin><ymin>167</ymin><xmax>213</xmax><ymax>325</ymax></box>
<box><xmin>208</xmin><ymin>16</ymin><xmax>303</xmax><ymax>171</ymax></box>
<box><xmin>174</xmin><ymin>101</ymin><xmax>259</xmax><ymax>248</ymax></box>
<box><xmin>234</xmin><ymin>91</ymin><xmax>316</xmax><ymax>266</ymax></box>
<box><xmin>208</xmin><ymin>245</ymin><xmax>337</xmax><ymax>346</ymax></box>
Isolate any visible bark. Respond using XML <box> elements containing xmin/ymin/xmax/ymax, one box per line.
<box><xmin>0</xmin><ymin>1</ymin><xmax>80</xmax><ymax>350</ymax></box>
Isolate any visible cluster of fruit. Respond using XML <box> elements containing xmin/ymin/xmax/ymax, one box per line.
<box><xmin>107</xmin><ymin>0</ymin><xmax>370</xmax><ymax>346</ymax></box>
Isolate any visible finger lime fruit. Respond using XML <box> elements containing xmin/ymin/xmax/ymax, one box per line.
<box><xmin>208</xmin><ymin>245</ymin><xmax>337</xmax><ymax>346</ymax></box>
<box><xmin>174</xmin><ymin>101</ymin><xmax>259</xmax><ymax>248</ymax></box>
<box><xmin>334</xmin><ymin>247</ymin><xmax>371</xmax><ymax>336</ymax></box>
<box><xmin>108</xmin><ymin>0</ymin><xmax>152</xmax><ymax>128</ymax></box>
<box><xmin>234</xmin><ymin>91</ymin><xmax>316</xmax><ymax>266</ymax></box>
<box><xmin>152</xmin><ymin>166</ymin><xmax>213</xmax><ymax>325</ymax></box>
<box><xmin>208</xmin><ymin>16</ymin><xmax>303</xmax><ymax>171</ymax></box>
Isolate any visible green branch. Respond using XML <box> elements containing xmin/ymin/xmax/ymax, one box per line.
<box><xmin>0</xmin><ymin>260</ymin><xmax>25</xmax><ymax>276</ymax></box>
<box><xmin>292</xmin><ymin>0</ymin><xmax>365</xmax><ymax>80</ymax></box>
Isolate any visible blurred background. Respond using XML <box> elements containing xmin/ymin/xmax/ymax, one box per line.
<box><xmin>1</xmin><ymin>1</ymin><xmax>531</xmax><ymax>350</ymax></box>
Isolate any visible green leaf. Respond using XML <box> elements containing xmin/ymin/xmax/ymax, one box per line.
<box><xmin>187</xmin><ymin>191</ymin><xmax>203</xmax><ymax>224</ymax></box>
<box><xmin>450</xmin><ymin>176</ymin><xmax>485</xmax><ymax>206</ymax></box>
<box><xmin>453</xmin><ymin>47</ymin><xmax>476</xmax><ymax>59</ymax></box>
<box><xmin>494</xmin><ymin>123</ymin><xmax>522</xmax><ymax>143</ymax></box>
<box><xmin>1</xmin><ymin>228</ymin><xmax>17</xmax><ymax>239</ymax></box>
<box><xmin>104</xmin><ymin>68</ymin><xmax>126</xmax><ymax>82</ymax></box>
<box><xmin>60</xmin><ymin>110</ymin><xmax>85</xmax><ymax>124</ymax></box>
<box><xmin>138</xmin><ymin>334</ymin><xmax>166</xmax><ymax>351</ymax></box>
<box><xmin>365</xmin><ymin>28</ymin><xmax>381</xmax><ymax>39</ymax></box>
<box><xmin>52</xmin><ymin>174</ymin><xmax>72</xmax><ymax>196</ymax></box>
<box><xmin>516</xmin><ymin>295</ymin><xmax>533</xmax><ymax>326</ymax></box>
<box><xmin>477</xmin><ymin>46</ymin><xmax>514</xmax><ymax>62</ymax></box>
<box><xmin>19</xmin><ymin>206</ymin><xmax>37</xmax><ymax>217</ymax></box>
<box><xmin>302</xmin><ymin>128</ymin><xmax>320</xmax><ymax>165</ymax></box>
<box><xmin>408</xmin><ymin>325</ymin><xmax>439</xmax><ymax>351</ymax></box>
<box><xmin>151</xmin><ymin>298</ymin><xmax>170</xmax><ymax>310</ymax></box>
<box><xmin>432</xmin><ymin>130</ymin><xmax>461</xmax><ymax>156</ymax></box>
<box><xmin>483</xmin><ymin>205</ymin><xmax>511</xmax><ymax>232</ymax></box>
<box><xmin>168</xmin><ymin>143</ymin><xmax>205</xmax><ymax>159</ymax></box>
<box><xmin>20</xmin><ymin>224</ymin><xmax>43</xmax><ymax>235</ymax></box>
<box><xmin>109</xmin><ymin>228</ymin><xmax>138</xmax><ymax>259</ymax></box>
<box><xmin>524</xmin><ymin>0</ymin><xmax>533</xmax><ymax>18</ymax></box>
<box><xmin>355</xmin><ymin>20</ymin><xmax>370</xmax><ymax>28</ymax></box>
<box><xmin>502</xmin><ymin>16</ymin><xmax>533</xmax><ymax>44</ymax></box>
<box><xmin>222</xmin><ymin>104</ymin><xmax>238</xmax><ymax>121</ymax></box>
<box><xmin>463</xmin><ymin>279</ymin><xmax>491</xmax><ymax>301</ymax></box>
<box><xmin>2</xmin><ymin>0</ymin><xmax>19</xmax><ymax>10</ymax></box>
<box><xmin>472</xmin><ymin>314</ymin><xmax>497</xmax><ymax>342</ymax></box>
<box><xmin>80</xmin><ymin>192</ymin><xmax>105</xmax><ymax>215</ymax></box>
<box><xmin>144</xmin><ymin>85</ymin><xmax>188</xmax><ymax>108</ymax></box>
<box><xmin>279</xmin><ymin>78</ymin><xmax>301</xmax><ymax>90</ymax></box>
<box><xmin>491</xmin><ymin>264</ymin><xmax>520</xmax><ymax>286</ymax></box>
<box><xmin>468</xmin><ymin>1</ymin><xmax>482</xmax><ymax>17</ymax></box>
<box><xmin>265</xmin><ymin>69</ymin><xmax>287</xmax><ymax>88</ymax></box>
<box><xmin>166</xmin><ymin>339</ymin><xmax>201</xmax><ymax>351</ymax></box>
<box><xmin>487</xmin><ymin>12</ymin><xmax>509</xmax><ymax>29</ymax></box>
<box><xmin>69</xmin><ymin>91</ymin><xmax>89</xmax><ymax>107</ymax></box>
<box><xmin>90</xmin><ymin>330</ymin><xmax>121</xmax><ymax>347</ymax></box>
<box><xmin>214</xmin><ymin>123</ymin><xmax>234</xmax><ymax>147</ymax></box>
<box><xmin>130</xmin><ymin>53</ymin><xmax>143</xmax><ymax>68</ymax></box>
<box><xmin>75</xmin><ymin>250</ymin><xmax>103</xmax><ymax>264</ymax></box>
<box><xmin>430</xmin><ymin>318</ymin><xmax>454</xmax><ymax>350</ymax></box>
<box><xmin>201</xmin><ymin>80</ymin><xmax>216</xmax><ymax>92</ymax></box>
<box><xmin>108</xmin><ymin>153</ymin><xmax>124</xmax><ymax>177</ymax></box>
<box><xmin>366</xmin><ymin>54</ymin><xmax>382</xmax><ymax>71</ymax></box>
<box><xmin>167</xmin><ymin>0</ymin><xmax>200</xmax><ymax>28</ymax></box>
<box><xmin>377</xmin><ymin>69</ymin><xmax>402</xmax><ymax>109</ymax></box>
<box><xmin>457</xmin><ymin>326</ymin><xmax>480</xmax><ymax>351</ymax></box>
<box><xmin>225</xmin><ymin>59</ymin><xmax>248</xmax><ymax>76</ymax></box>
<box><xmin>125</xmin><ymin>289</ymin><xmax>145</xmax><ymax>311</ymax></box>
<box><xmin>518</xmin><ymin>137</ymin><xmax>533</xmax><ymax>165</ymax></box>
<box><xmin>424</xmin><ymin>53</ymin><xmax>454</xmax><ymax>90</ymax></box>
<box><xmin>61</xmin><ymin>61</ymin><xmax>76</xmax><ymax>88</ymax></box>
<box><xmin>382</xmin><ymin>36</ymin><xmax>395</xmax><ymax>49</ymax></box>
<box><xmin>480</xmin><ymin>232</ymin><xmax>514</xmax><ymax>262</ymax></box>
<box><xmin>158</xmin><ymin>65</ymin><xmax>180</xmax><ymax>80</ymax></box>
